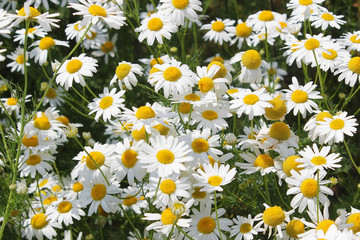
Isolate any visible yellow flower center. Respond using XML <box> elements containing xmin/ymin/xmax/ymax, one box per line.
<box><xmin>6</xmin><ymin>97</ymin><xmax>18</xmax><ymax>106</ymax></box>
<box><xmin>192</xmin><ymin>187</ymin><xmax>206</xmax><ymax>199</ymax></box>
<box><xmin>316</xmin><ymin>220</ymin><xmax>336</xmax><ymax>234</ymax></box>
<box><xmin>322</xmin><ymin>49</ymin><xmax>337</xmax><ymax>60</ymax></box>
<box><xmin>350</xmin><ymin>35</ymin><xmax>360</xmax><ymax>43</ymax></box>
<box><xmin>304</xmin><ymin>38</ymin><xmax>320</xmax><ymax>50</ymax></box>
<box><xmin>283</xmin><ymin>156</ymin><xmax>302</xmax><ymax>176</ymax></box>
<box><xmin>52</xmin><ymin>185</ymin><xmax>62</xmax><ymax>193</ymax></box>
<box><xmin>191</xmin><ymin>138</ymin><xmax>209</xmax><ymax>153</ymax></box>
<box><xmin>34</xmin><ymin>116</ymin><xmax>51</xmax><ymax>130</ymax></box>
<box><xmin>211</xmin><ymin>56</ymin><xmax>224</xmax><ymax>63</ymax></box>
<box><xmin>160</xmin><ymin>179</ymin><xmax>177</xmax><ymax>194</ymax></box>
<box><xmin>241</xmin><ymin>50</ymin><xmax>261</xmax><ymax>69</ymax></box>
<box><xmin>211</xmin><ymin>21</ymin><xmax>225</xmax><ymax>32</ymax></box>
<box><xmin>286</xmin><ymin>219</ymin><xmax>305</xmax><ymax>238</ymax></box>
<box><xmin>347</xmin><ymin>213</ymin><xmax>360</xmax><ymax>233</ymax></box>
<box><xmin>179</xmin><ymin>102</ymin><xmax>191</xmax><ymax>114</ymax></box>
<box><xmin>184</xmin><ymin>93</ymin><xmax>201</xmax><ymax>101</ymax></box>
<box><xmin>300</xmin><ymin>178</ymin><xmax>318</xmax><ymax>198</ymax></box>
<box><xmin>172</xmin><ymin>0</ymin><xmax>189</xmax><ymax>9</ymax></box>
<box><xmin>263</xmin><ymin>206</ymin><xmax>285</xmax><ymax>227</ymax></box>
<box><xmin>258</xmin><ymin>10</ymin><xmax>274</xmax><ymax>21</ymax></box>
<box><xmin>150</xmin><ymin>57</ymin><xmax>164</xmax><ymax>67</ymax></box>
<box><xmin>86</xmin><ymin>31</ymin><xmax>97</xmax><ymax>40</ymax></box>
<box><xmin>18</xmin><ymin>7</ymin><xmax>41</xmax><ymax>17</ymax></box>
<box><xmin>207</xmin><ymin>61</ymin><xmax>227</xmax><ymax>79</ymax></box>
<box><xmin>121</xmin><ymin>149</ymin><xmax>138</xmax><ymax>168</ymax></box>
<box><xmin>116</xmin><ymin>63</ymin><xmax>132</xmax><ymax>80</ymax></box>
<box><xmin>57</xmin><ymin>116</ymin><xmax>69</xmax><ymax>126</ymax></box>
<box><xmin>99</xmin><ymin>96</ymin><xmax>113</xmax><ymax>110</ymax></box>
<box><xmin>348</xmin><ymin>57</ymin><xmax>360</xmax><ymax>74</ymax></box>
<box><xmin>88</xmin><ymin>4</ymin><xmax>107</xmax><ymax>17</ymax></box>
<box><xmin>91</xmin><ymin>184</ymin><xmax>107</xmax><ymax>201</ymax></box>
<box><xmin>202</xmin><ymin>110</ymin><xmax>218</xmax><ymax>120</ymax></box>
<box><xmin>161</xmin><ymin>208</ymin><xmax>177</xmax><ymax>225</ymax></box>
<box><xmin>132</xmin><ymin>127</ymin><xmax>146</xmax><ymax>141</ymax></box>
<box><xmin>16</xmin><ymin>55</ymin><xmax>24</xmax><ymax>64</ymax></box>
<box><xmin>57</xmin><ymin>201</ymin><xmax>72</xmax><ymax>213</ymax></box>
<box><xmin>72</xmin><ymin>182</ymin><xmax>84</xmax><ymax>192</ymax></box>
<box><xmin>208</xmin><ymin>176</ymin><xmax>223</xmax><ymax>186</ymax></box>
<box><xmin>316</xmin><ymin>111</ymin><xmax>332</xmax><ymax>122</ymax></box>
<box><xmin>197</xmin><ymin>217</ymin><xmax>216</xmax><ymax>234</ymax></box>
<box><xmin>299</xmin><ymin>0</ymin><xmax>313</xmax><ymax>5</ymax></box>
<box><xmin>135</xmin><ymin>106</ymin><xmax>156</xmax><ymax>119</ymax></box>
<box><xmin>39</xmin><ymin>37</ymin><xmax>55</xmax><ymax>50</ymax></box>
<box><xmin>43</xmin><ymin>196</ymin><xmax>57</xmax><ymax>205</ymax></box>
<box><xmin>123</xmin><ymin>195</ymin><xmax>138</xmax><ymax>206</ymax></box>
<box><xmin>26</xmin><ymin>154</ymin><xmax>41</xmax><ymax>166</ymax></box>
<box><xmin>291</xmin><ymin>90</ymin><xmax>308</xmax><ymax>103</ymax></box>
<box><xmin>39</xmin><ymin>179</ymin><xmax>48</xmax><ymax>187</ymax></box>
<box><xmin>243</xmin><ymin>94</ymin><xmax>259</xmax><ymax>105</ymax></box>
<box><xmin>148</xmin><ymin>18</ymin><xmax>164</xmax><ymax>31</ymax></box>
<box><xmin>269</xmin><ymin>122</ymin><xmax>291</xmax><ymax>141</ymax></box>
<box><xmin>86</xmin><ymin>151</ymin><xmax>105</xmax><ymax>170</ymax></box>
<box><xmin>198</xmin><ymin>77</ymin><xmax>214</xmax><ymax>93</ymax></box>
<box><xmin>101</xmin><ymin>41</ymin><xmax>114</xmax><ymax>53</ymax></box>
<box><xmin>28</xmin><ymin>28</ymin><xmax>37</xmax><ymax>33</ymax></box>
<box><xmin>153</xmin><ymin>123</ymin><xmax>170</xmax><ymax>135</ymax></box>
<box><xmin>74</xmin><ymin>24</ymin><xmax>85</xmax><ymax>31</ymax></box>
<box><xmin>236</xmin><ymin>23</ymin><xmax>252</xmax><ymax>37</ymax></box>
<box><xmin>265</xmin><ymin>96</ymin><xmax>287</xmax><ymax>120</ymax></box>
<box><xmin>254</xmin><ymin>154</ymin><xmax>274</xmax><ymax>169</ymax></box>
<box><xmin>46</xmin><ymin>88</ymin><xmax>57</xmax><ymax>99</ymax></box>
<box><xmin>240</xmin><ymin>223</ymin><xmax>252</xmax><ymax>233</ymax></box>
<box><xmin>329</xmin><ymin>119</ymin><xmax>344</xmax><ymax>130</ymax></box>
<box><xmin>31</xmin><ymin>213</ymin><xmax>48</xmax><ymax>230</ymax></box>
<box><xmin>66</xmin><ymin>59</ymin><xmax>82</xmax><ymax>74</ymax></box>
<box><xmin>321</xmin><ymin>13</ymin><xmax>334</xmax><ymax>21</ymax></box>
<box><xmin>156</xmin><ymin>150</ymin><xmax>175</xmax><ymax>164</ymax></box>
<box><xmin>227</xmin><ymin>88</ymin><xmax>239</xmax><ymax>94</ymax></box>
<box><xmin>311</xmin><ymin>156</ymin><xmax>327</xmax><ymax>165</ymax></box>
<box><xmin>163</xmin><ymin>66</ymin><xmax>182</xmax><ymax>82</ymax></box>
<box><xmin>22</xmin><ymin>135</ymin><xmax>39</xmax><ymax>147</ymax></box>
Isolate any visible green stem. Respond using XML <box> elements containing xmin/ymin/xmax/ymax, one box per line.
<box><xmin>233</xmin><ymin>113</ymin><xmax>236</xmax><ymax>134</ymax></box>
<box><xmin>167</xmin><ymin>215</ymin><xmax>179</xmax><ymax>240</ymax></box>
<box><xmin>119</xmin><ymin>204</ymin><xmax>142</xmax><ymax>240</ymax></box>
<box><xmin>176</xmin><ymin>226</ymin><xmax>194</xmax><ymax>240</ymax></box>
<box><xmin>214</xmin><ymin>191</ymin><xmax>223</xmax><ymax>240</ymax></box>
<box><xmin>344</xmin><ymin>140</ymin><xmax>360</xmax><ymax>175</ymax></box>
<box><xmin>273</xmin><ymin>175</ymin><xmax>291</xmax><ymax>210</ymax></box>
<box><xmin>72</xmin><ymin>86</ymin><xmax>90</xmax><ymax>103</ymax></box>
<box><xmin>85</xmin><ymin>83</ymin><xmax>97</xmax><ymax>98</ymax></box>
<box><xmin>264</xmin><ymin>175</ymin><xmax>271</xmax><ymax>205</ymax></box>
<box><xmin>316</xmin><ymin>169</ymin><xmax>320</xmax><ymax>223</ymax></box>
<box><xmin>186</xmin><ymin>104</ymin><xmax>193</xmax><ymax>130</ymax></box>
<box><xmin>253</xmin><ymin>178</ymin><xmax>271</xmax><ymax>205</ymax></box>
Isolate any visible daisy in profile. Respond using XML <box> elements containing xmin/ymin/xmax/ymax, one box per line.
<box><xmin>92</xmin><ymin>34</ymin><xmax>117</xmax><ymax>64</ymax></box>
<box><xmin>136</xmin><ymin>12</ymin><xmax>177</xmax><ymax>46</ymax></box>
<box><xmin>200</xmin><ymin>18</ymin><xmax>235</xmax><ymax>45</ymax></box>
<box><xmin>286</xmin><ymin>169</ymin><xmax>333</xmax><ymax>213</ymax></box>
<box><xmin>6</xmin><ymin>47</ymin><xmax>29</xmax><ymax>74</ymax></box>
<box><xmin>284</xmin><ymin>77</ymin><xmax>322</xmax><ymax>118</ymax></box>
<box><xmin>159</xmin><ymin>0</ymin><xmax>203</xmax><ymax>26</ymax></box>
<box><xmin>230</xmin><ymin>214</ymin><xmax>263</xmax><ymax>240</ymax></box>
<box><xmin>46</xmin><ymin>198</ymin><xmax>85</xmax><ymax>226</ymax></box>
<box><xmin>55</xmin><ymin>53</ymin><xmax>98</xmax><ymax>90</ymax></box>
<box><xmin>193</xmin><ymin>162</ymin><xmax>236</xmax><ymax>193</ymax></box>
<box><xmin>19</xmin><ymin>150</ymin><xmax>55</xmax><ymax>178</ymax></box>
<box><xmin>110</xmin><ymin>61</ymin><xmax>143</xmax><ymax>90</ymax></box>
<box><xmin>88</xmin><ymin>88</ymin><xmax>125</xmax><ymax>122</ymax></box>
<box><xmin>287</xmin><ymin>0</ymin><xmax>325</xmax><ymax>20</ymax></box>
<box><xmin>229</xmin><ymin>19</ymin><xmax>253</xmax><ymax>49</ymax></box>
<box><xmin>237</xmin><ymin>148</ymin><xmax>277</xmax><ymax>176</ymax></box>
<box><xmin>334</xmin><ymin>55</ymin><xmax>360</xmax><ymax>87</ymax></box>
<box><xmin>22</xmin><ymin>212</ymin><xmax>60</xmax><ymax>240</ymax></box>
<box><xmin>149</xmin><ymin>59</ymin><xmax>196</xmax><ymax>98</ymax></box>
<box><xmin>80</xmin><ymin>178</ymin><xmax>121</xmax><ymax>216</ymax></box>
<box><xmin>41</xmin><ymin>86</ymin><xmax>65</xmax><ymax>108</ymax></box>
<box><xmin>139</xmin><ymin>135</ymin><xmax>192</xmax><ymax>177</ymax></box>
<box><xmin>120</xmin><ymin>186</ymin><xmax>148</xmax><ymax>214</ymax></box>
<box><xmin>310</xmin><ymin>10</ymin><xmax>345</xmax><ymax>31</ymax></box>
<box><xmin>69</xmin><ymin>0</ymin><xmax>126</xmax><ymax>29</ymax></box>
<box><xmin>230</xmin><ymin>88</ymin><xmax>272</xmax><ymax>120</ymax></box>
<box><xmin>30</xmin><ymin>36</ymin><xmax>69</xmax><ymax>65</ymax></box>
<box><xmin>83</xmin><ymin>22</ymin><xmax>108</xmax><ymax>49</ymax></box>
<box><xmin>14</xmin><ymin>26</ymin><xmax>46</xmax><ymax>45</ymax></box>
<box><xmin>230</xmin><ymin>49</ymin><xmax>269</xmax><ymax>83</ymax></box>
<box><xmin>192</xmin><ymin>103</ymin><xmax>231</xmax><ymax>133</ymax></box>
<box><xmin>247</xmin><ymin>10</ymin><xmax>282</xmax><ymax>33</ymax></box>
<box><xmin>187</xmin><ymin>203</ymin><xmax>232</xmax><ymax>240</ymax></box>
<box><xmin>65</xmin><ymin>20</ymin><xmax>92</xmax><ymax>42</ymax></box>
<box><xmin>297</xmin><ymin>143</ymin><xmax>342</xmax><ymax>171</ymax></box>
<box><xmin>317</xmin><ymin>111</ymin><xmax>358</xmax><ymax>144</ymax></box>
<box><xmin>340</xmin><ymin>30</ymin><xmax>360</xmax><ymax>52</ymax></box>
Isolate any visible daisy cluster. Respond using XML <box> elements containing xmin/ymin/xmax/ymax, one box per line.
<box><xmin>0</xmin><ymin>0</ymin><xmax>360</xmax><ymax>240</ymax></box>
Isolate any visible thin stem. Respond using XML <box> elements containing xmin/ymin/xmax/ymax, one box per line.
<box><xmin>176</xmin><ymin>226</ymin><xmax>194</xmax><ymax>240</ymax></box>
<box><xmin>85</xmin><ymin>84</ymin><xmax>97</xmax><ymax>98</ymax></box>
<box><xmin>233</xmin><ymin>113</ymin><xmax>236</xmax><ymax>134</ymax></box>
<box><xmin>253</xmin><ymin>178</ymin><xmax>271</xmax><ymax>205</ymax></box>
<box><xmin>298</xmin><ymin>113</ymin><xmax>301</xmax><ymax>134</ymax></box>
<box><xmin>344</xmin><ymin>140</ymin><xmax>360</xmax><ymax>175</ymax></box>
<box><xmin>72</xmin><ymin>86</ymin><xmax>90</xmax><ymax>103</ymax></box>
<box><xmin>167</xmin><ymin>215</ymin><xmax>179</xmax><ymax>240</ymax></box>
<box><xmin>36</xmin><ymin>176</ymin><xmax>45</xmax><ymax>212</ymax></box>
<box><xmin>264</xmin><ymin>175</ymin><xmax>271</xmax><ymax>205</ymax></box>
<box><xmin>186</xmin><ymin>104</ymin><xmax>193</xmax><ymax>130</ymax></box>
<box><xmin>119</xmin><ymin>204</ymin><xmax>142</xmax><ymax>240</ymax></box>
<box><xmin>316</xmin><ymin>169</ymin><xmax>320</xmax><ymax>222</ymax></box>
<box><xmin>273</xmin><ymin>175</ymin><xmax>291</xmax><ymax>210</ymax></box>
<box><xmin>214</xmin><ymin>191</ymin><xmax>223</xmax><ymax>240</ymax></box>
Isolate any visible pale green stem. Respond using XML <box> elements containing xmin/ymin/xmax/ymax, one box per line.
<box><xmin>264</xmin><ymin>175</ymin><xmax>271</xmax><ymax>205</ymax></box>
<box><xmin>316</xmin><ymin>169</ymin><xmax>320</xmax><ymax>222</ymax></box>
<box><xmin>167</xmin><ymin>215</ymin><xmax>179</xmax><ymax>240</ymax></box>
<box><xmin>214</xmin><ymin>191</ymin><xmax>223</xmax><ymax>240</ymax></box>
<box><xmin>176</xmin><ymin>226</ymin><xmax>194</xmax><ymax>240</ymax></box>
<box><xmin>344</xmin><ymin>140</ymin><xmax>360</xmax><ymax>175</ymax></box>
<box><xmin>118</xmin><ymin>204</ymin><xmax>142</xmax><ymax>240</ymax></box>
<box><xmin>186</xmin><ymin>104</ymin><xmax>193</xmax><ymax>130</ymax></box>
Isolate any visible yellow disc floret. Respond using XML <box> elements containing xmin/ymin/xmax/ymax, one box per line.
<box><xmin>16</xmin><ymin>55</ymin><xmax>24</xmax><ymax>64</ymax></box>
<box><xmin>91</xmin><ymin>184</ymin><xmax>107</xmax><ymax>201</ymax></box>
<box><xmin>322</xmin><ymin>49</ymin><xmax>337</xmax><ymax>60</ymax></box>
<box><xmin>236</xmin><ymin>23</ymin><xmax>252</xmax><ymax>37</ymax></box>
<box><xmin>283</xmin><ymin>156</ymin><xmax>302</xmax><ymax>176</ymax></box>
<box><xmin>99</xmin><ymin>96</ymin><xmax>113</xmax><ymax>109</ymax></box>
<box><xmin>66</xmin><ymin>59</ymin><xmax>82</xmax><ymax>73</ymax></box>
<box><xmin>34</xmin><ymin>116</ymin><xmax>51</xmax><ymax>130</ymax></box>
<box><xmin>31</xmin><ymin>213</ymin><xmax>48</xmax><ymax>230</ymax></box>
<box><xmin>18</xmin><ymin>7</ymin><xmax>41</xmax><ymax>18</ymax></box>
<box><xmin>22</xmin><ymin>135</ymin><xmax>39</xmax><ymax>147</ymax></box>
<box><xmin>172</xmin><ymin>0</ymin><xmax>189</xmax><ymax>9</ymax></box>
<box><xmin>347</xmin><ymin>213</ymin><xmax>360</xmax><ymax>233</ymax></box>
<box><xmin>291</xmin><ymin>90</ymin><xmax>308</xmax><ymax>103</ymax></box>
<box><xmin>6</xmin><ymin>97</ymin><xmax>18</xmax><ymax>105</ymax></box>
<box><xmin>286</xmin><ymin>219</ymin><xmax>305</xmax><ymax>238</ymax></box>
<box><xmin>160</xmin><ymin>179</ymin><xmax>176</xmax><ymax>194</ymax></box>
<box><xmin>88</xmin><ymin>4</ymin><xmax>107</xmax><ymax>17</ymax></box>
<box><xmin>123</xmin><ymin>195</ymin><xmax>138</xmax><ymax>206</ymax></box>
<box><xmin>198</xmin><ymin>77</ymin><xmax>214</xmax><ymax>93</ymax></box>
<box><xmin>254</xmin><ymin>154</ymin><xmax>274</xmax><ymax>169</ymax></box>
<box><xmin>135</xmin><ymin>106</ymin><xmax>156</xmax><ymax>119</ymax></box>
<box><xmin>116</xmin><ymin>63</ymin><xmax>132</xmax><ymax>79</ymax></box>
<box><xmin>300</xmin><ymin>178</ymin><xmax>318</xmax><ymax>198</ymax></box>
<box><xmin>311</xmin><ymin>156</ymin><xmax>327</xmax><ymax>165</ymax></box>
<box><xmin>101</xmin><ymin>41</ymin><xmax>114</xmax><ymax>53</ymax></box>
<box><xmin>240</xmin><ymin>223</ymin><xmax>252</xmax><ymax>233</ymax></box>
<box><xmin>321</xmin><ymin>13</ymin><xmax>335</xmax><ymax>21</ymax></box>
<box><xmin>241</xmin><ymin>50</ymin><xmax>261</xmax><ymax>69</ymax></box>
<box><xmin>197</xmin><ymin>217</ymin><xmax>216</xmax><ymax>234</ymax></box>
<box><xmin>57</xmin><ymin>201</ymin><xmax>72</xmax><ymax>213</ymax></box>
<box><xmin>39</xmin><ymin>37</ymin><xmax>55</xmax><ymax>50</ymax></box>
<box><xmin>163</xmin><ymin>67</ymin><xmax>182</xmax><ymax>82</ymax></box>
<box><xmin>304</xmin><ymin>38</ymin><xmax>320</xmax><ymax>51</ymax></box>
<box><xmin>202</xmin><ymin>110</ymin><xmax>218</xmax><ymax>120</ymax></box>
<box><xmin>243</xmin><ymin>94</ymin><xmax>259</xmax><ymax>105</ymax></box>
<box><xmin>86</xmin><ymin>151</ymin><xmax>105</xmax><ymax>170</ymax></box>
<box><xmin>148</xmin><ymin>18</ymin><xmax>164</xmax><ymax>31</ymax></box>
<box><xmin>26</xmin><ymin>155</ymin><xmax>41</xmax><ymax>166</ymax></box>
<box><xmin>191</xmin><ymin>138</ymin><xmax>209</xmax><ymax>153</ymax></box>
<box><xmin>299</xmin><ymin>0</ymin><xmax>313</xmax><ymax>5</ymax></box>
<box><xmin>316</xmin><ymin>220</ymin><xmax>336</xmax><ymax>234</ymax></box>
<box><xmin>263</xmin><ymin>206</ymin><xmax>285</xmax><ymax>227</ymax></box>
<box><xmin>207</xmin><ymin>61</ymin><xmax>227</xmax><ymax>79</ymax></box>
<box><xmin>161</xmin><ymin>208</ymin><xmax>177</xmax><ymax>225</ymax></box>
<box><xmin>265</xmin><ymin>96</ymin><xmax>287</xmax><ymax>120</ymax></box>
<box><xmin>208</xmin><ymin>176</ymin><xmax>223</xmax><ymax>186</ymax></box>
<box><xmin>72</xmin><ymin>182</ymin><xmax>84</xmax><ymax>192</ymax></box>
<box><xmin>121</xmin><ymin>149</ymin><xmax>138</xmax><ymax>168</ymax></box>
<box><xmin>211</xmin><ymin>21</ymin><xmax>225</xmax><ymax>32</ymax></box>
<box><xmin>348</xmin><ymin>57</ymin><xmax>360</xmax><ymax>74</ymax></box>
<box><xmin>258</xmin><ymin>10</ymin><xmax>274</xmax><ymax>21</ymax></box>
<box><xmin>156</xmin><ymin>150</ymin><xmax>175</xmax><ymax>164</ymax></box>
<box><xmin>269</xmin><ymin>122</ymin><xmax>291</xmax><ymax>141</ymax></box>
<box><xmin>329</xmin><ymin>119</ymin><xmax>344</xmax><ymax>130</ymax></box>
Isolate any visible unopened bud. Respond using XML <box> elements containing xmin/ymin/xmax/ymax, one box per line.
<box><xmin>225</xmin><ymin>133</ymin><xmax>237</xmax><ymax>145</ymax></box>
<box><xmin>40</xmin><ymin>82</ymin><xmax>49</xmax><ymax>91</ymax></box>
<box><xmin>65</xmin><ymin>124</ymin><xmax>78</xmax><ymax>138</ymax></box>
<box><xmin>171</xmin><ymin>201</ymin><xmax>185</xmax><ymax>216</ymax></box>
<box><xmin>338</xmin><ymin>92</ymin><xmax>346</xmax><ymax>99</ymax></box>
<box><xmin>170</xmin><ymin>47</ymin><xmax>178</xmax><ymax>53</ymax></box>
<box><xmin>9</xmin><ymin>184</ymin><xmax>17</xmax><ymax>191</ymax></box>
<box><xmin>16</xmin><ymin>181</ymin><xmax>28</xmax><ymax>195</ymax></box>
<box><xmin>85</xmin><ymin>234</ymin><xmax>94</xmax><ymax>240</ymax></box>
<box><xmin>82</xmin><ymin>132</ymin><xmax>91</xmax><ymax>140</ymax></box>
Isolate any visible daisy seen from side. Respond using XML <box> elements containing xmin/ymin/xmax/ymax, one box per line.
<box><xmin>110</xmin><ymin>61</ymin><xmax>143</xmax><ymax>90</ymax></box>
<box><xmin>30</xmin><ymin>36</ymin><xmax>69</xmax><ymax>65</ymax></box>
<box><xmin>159</xmin><ymin>0</ymin><xmax>203</xmax><ymax>26</ymax></box>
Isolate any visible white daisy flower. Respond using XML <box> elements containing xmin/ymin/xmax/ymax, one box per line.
<box><xmin>340</xmin><ymin>30</ymin><xmax>360</xmax><ymax>52</ymax></box>
<box><xmin>287</xmin><ymin>0</ymin><xmax>325</xmax><ymax>20</ymax></box>
<box><xmin>6</xmin><ymin>47</ymin><xmax>29</xmax><ymax>74</ymax></box>
<box><xmin>149</xmin><ymin>59</ymin><xmax>196</xmax><ymax>98</ymax></box>
<box><xmin>230</xmin><ymin>214</ymin><xmax>263</xmax><ymax>240</ymax></box>
<box><xmin>249</xmin><ymin>30</ymin><xmax>278</xmax><ymax>47</ymax></box>
<box><xmin>299</xmin><ymin>224</ymin><xmax>341</xmax><ymax>240</ymax></box>
<box><xmin>200</xmin><ymin>18</ymin><xmax>235</xmax><ymax>45</ymax></box>
<box><xmin>30</xmin><ymin>36</ymin><xmax>69</xmax><ymax>65</ymax></box>
<box><xmin>69</xmin><ymin>0</ymin><xmax>126</xmax><ymax>29</ymax></box>
<box><xmin>110</xmin><ymin>61</ymin><xmax>143</xmax><ymax>90</ymax></box>
<box><xmin>19</xmin><ymin>150</ymin><xmax>55</xmax><ymax>178</ymax></box>
<box><xmin>317</xmin><ymin>111</ymin><xmax>358</xmax><ymax>144</ymax></box>
<box><xmin>334</xmin><ymin>55</ymin><xmax>360</xmax><ymax>87</ymax></box>
<box><xmin>24</xmin><ymin>110</ymin><xmax>65</xmax><ymax>139</ymax></box>
<box><xmin>56</xmin><ymin>53</ymin><xmax>98</xmax><ymax>90</ymax></box>
<box><xmin>229</xmin><ymin>19</ymin><xmax>253</xmax><ymax>49</ymax></box>
<box><xmin>65</xmin><ymin>20</ymin><xmax>93</xmax><ymax>42</ymax></box>
<box><xmin>284</xmin><ymin>77</ymin><xmax>322</xmax><ymax>118</ymax></box>
<box><xmin>310</xmin><ymin>10</ymin><xmax>345</xmax><ymax>31</ymax></box>
<box><xmin>82</xmin><ymin>22</ymin><xmax>108</xmax><ymax>50</ymax></box>
<box><xmin>304</xmin><ymin>110</ymin><xmax>333</xmax><ymax>143</ymax></box>
<box><xmin>247</xmin><ymin>10</ymin><xmax>282</xmax><ymax>33</ymax></box>
<box><xmin>88</xmin><ymin>87</ymin><xmax>125</xmax><ymax>122</ymax></box>
<box><xmin>317</xmin><ymin>41</ymin><xmax>350</xmax><ymax>72</ymax></box>
<box><xmin>14</xmin><ymin>26</ymin><xmax>46</xmax><ymax>45</ymax></box>
<box><xmin>230</xmin><ymin>49</ymin><xmax>269</xmax><ymax>83</ymax></box>
<box><xmin>297</xmin><ymin>143</ymin><xmax>342</xmax><ymax>171</ymax></box>
<box><xmin>195</xmin><ymin>64</ymin><xmax>229</xmax><ymax>96</ymax></box>
<box><xmin>286</xmin><ymin>169</ymin><xmax>333</xmax><ymax>213</ymax></box>
<box><xmin>22</xmin><ymin>212</ymin><xmax>60</xmax><ymax>240</ymax></box>
<box><xmin>120</xmin><ymin>185</ymin><xmax>148</xmax><ymax>214</ymax></box>
<box><xmin>263</xmin><ymin>95</ymin><xmax>288</xmax><ymax>121</ymax></box>
<box><xmin>64</xmin><ymin>180</ymin><xmax>85</xmax><ymax>201</ymax></box>
<box><xmin>237</xmin><ymin>124</ymin><xmax>260</xmax><ymax>150</ymax></box>
<box><xmin>91</xmin><ymin>34</ymin><xmax>117</xmax><ymax>64</ymax></box>
<box><xmin>346</xmin><ymin>206</ymin><xmax>360</xmax><ymax>234</ymax></box>
<box><xmin>230</xmin><ymin>88</ymin><xmax>272</xmax><ymax>120</ymax></box>
<box><xmin>159</xmin><ymin>0</ymin><xmax>203</xmax><ymax>26</ymax></box>
<box><xmin>193</xmin><ymin>162</ymin><xmax>236</xmax><ymax>193</ymax></box>
<box><xmin>46</xmin><ymin>198</ymin><xmax>85</xmax><ymax>226</ymax></box>
<box><xmin>42</xmin><ymin>87</ymin><xmax>65</xmax><ymax>108</ymax></box>
<box><xmin>237</xmin><ymin>147</ymin><xmax>277</xmax><ymax>176</ymax></box>
<box><xmin>135</xmin><ymin>12</ymin><xmax>177</xmax><ymax>46</ymax></box>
